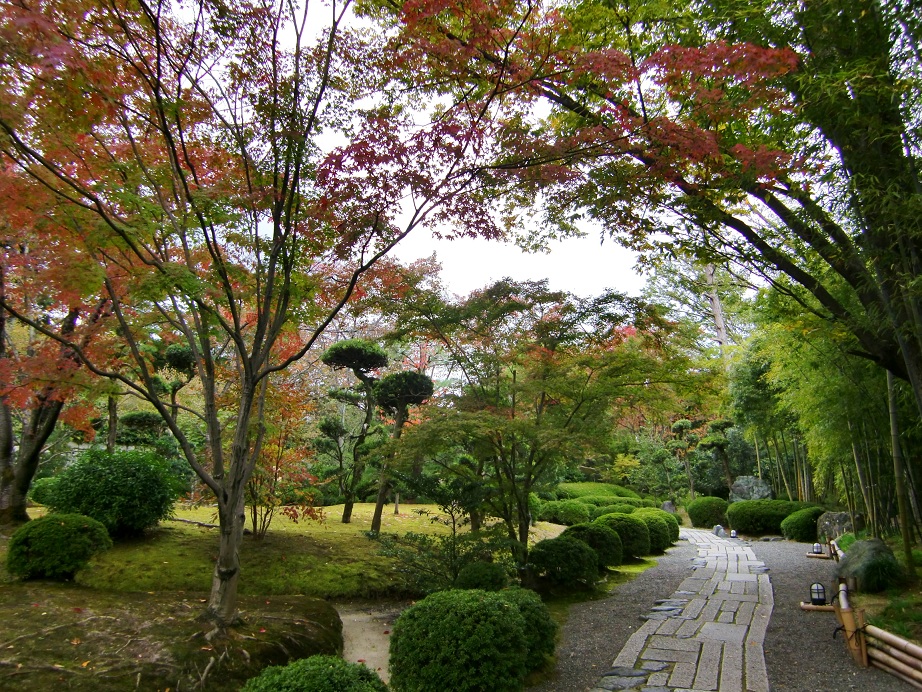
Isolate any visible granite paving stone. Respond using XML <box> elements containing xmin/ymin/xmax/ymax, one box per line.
<box><xmin>589</xmin><ymin>528</ymin><xmax>774</xmax><ymax>692</ymax></box>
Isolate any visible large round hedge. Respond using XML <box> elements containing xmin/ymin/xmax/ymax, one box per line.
<box><xmin>529</xmin><ymin>536</ymin><xmax>599</xmax><ymax>586</ymax></box>
<box><xmin>389</xmin><ymin>589</ymin><xmax>528</xmax><ymax>692</ymax></box>
<box><xmin>632</xmin><ymin>513</ymin><xmax>672</xmax><ymax>553</ymax></box>
<box><xmin>687</xmin><ymin>496</ymin><xmax>728</xmax><ymax>528</ymax></box>
<box><xmin>727</xmin><ymin>500</ymin><xmax>815</xmax><ymax>535</ymax></box>
<box><xmin>593</xmin><ymin>513</ymin><xmax>650</xmax><ymax>559</ymax></box>
<box><xmin>241</xmin><ymin>655</ymin><xmax>387</xmax><ymax>692</ymax></box>
<box><xmin>590</xmin><ymin>503</ymin><xmax>636</xmax><ymax>520</ymax></box>
<box><xmin>495</xmin><ymin>588</ymin><xmax>557</xmax><ymax>672</ymax></box>
<box><xmin>454</xmin><ymin>561</ymin><xmax>509</xmax><ymax>591</ymax></box>
<box><xmin>48</xmin><ymin>449</ymin><xmax>183</xmax><ymax>537</ymax></box>
<box><xmin>560</xmin><ymin>523</ymin><xmax>623</xmax><ymax>568</ymax></box>
<box><xmin>573</xmin><ymin>494</ymin><xmax>629</xmax><ymax>507</ymax></box>
<box><xmin>537</xmin><ymin>500</ymin><xmax>591</xmax><ymax>526</ymax></box>
<box><xmin>634</xmin><ymin>508</ymin><xmax>680</xmax><ymax>543</ymax></box>
<box><xmin>27</xmin><ymin>476</ymin><xmax>59</xmax><ymax>506</ymax></box>
<box><xmin>6</xmin><ymin>513</ymin><xmax>112</xmax><ymax>580</ymax></box>
<box><xmin>780</xmin><ymin>506</ymin><xmax>827</xmax><ymax>543</ymax></box>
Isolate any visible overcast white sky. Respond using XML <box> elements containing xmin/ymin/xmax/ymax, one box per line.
<box><xmin>393</xmin><ymin>229</ymin><xmax>647</xmax><ymax>299</ymax></box>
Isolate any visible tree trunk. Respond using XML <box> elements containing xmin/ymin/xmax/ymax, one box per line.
<box><xmin>369</xmin><ymin>474</ymin><xmax>389</xmax><ymax>534</ymax></box>
<box><xmin>703</xmin><ymin>264</ymin><xmax>729</xmax><ymax>359</ymax></box>
<box><xmin>107</xmin><ymin>395</ymin><xmax>118</xmax><ymax>453</ymax></box>
<box><xmin>341</xmin><ymin>497</ymin><xmax>355</xmax><ymax>524</ymax></box>
<box><xmin>887</xmin><ymin>371</ymin><xmax>917</xmax><ymax>579</ymax></box>
<box><xmin>205</xmin><ymin>495</ymin><xmax>246</xmax><ymax>627</ymax></box>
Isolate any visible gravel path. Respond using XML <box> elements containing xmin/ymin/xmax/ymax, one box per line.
<box><xmin>530</xmin><ymin>535</ymin><xmax>915</xmax><ymax>691</ymax></box>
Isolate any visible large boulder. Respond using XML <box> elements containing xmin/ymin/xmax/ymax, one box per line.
<box><xmin>729</xmin><ymin>476</ymin><xmax>773</xmax><ymax>502</ymax></box>
<box><xmin>836</xmin><ymin>539</ymin><xmax>902</xmax><ymax>593</ymax></box>
<box><xmin>817</xmin><ymin>511</ymin><xmax>853</xmax><ymax>541</ymax></box>
<box><xmin>660</xmin><ymin>500</ymin><xmax>677</xmax><ymax>514</ymax></box>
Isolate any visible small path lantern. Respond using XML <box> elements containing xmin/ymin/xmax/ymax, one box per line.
<box><xmin>810</xmin><ymin>582</ymin><xmax>826</xmax><ymax>606</ymax></box>
<box><xmin>812</xmin><ymin>543</ymin><xmax>823</xmax><ymax>555</ymax></box>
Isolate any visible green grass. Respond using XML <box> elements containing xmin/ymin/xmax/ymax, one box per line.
<box><xmin>75</xmin><ymin>503</ymin><xmax>454</xmax><ymax>598</ymax></box>
<box><xmin>865</xmin><ymin>588</ymin><xmax>922</xmax><ymax>644</ymax></box>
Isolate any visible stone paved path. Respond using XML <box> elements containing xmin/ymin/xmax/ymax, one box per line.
<box><xmin>589</xmin><ymin>528</ymin><xmax>773</xmax><ymax>692</ymax></box>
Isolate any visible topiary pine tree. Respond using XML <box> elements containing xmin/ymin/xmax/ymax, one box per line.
<box><xmin>369</xmin><ymin>370</ymin><xmax>434</xmax><ymax>533</ymax></box>
<box><xmin>319</xmin><ymin>339</ymin><xmax>389</xmax><ymax>523</ymax></box>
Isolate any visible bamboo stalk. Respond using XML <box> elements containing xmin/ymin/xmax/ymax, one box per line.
<box><xmin>871</xmin><ymin>658</ymin><xmax>922</xmax><ymax>690</ymax></box>
<box><xmin>856</xmin><ymin>609</ymin><xmax>869</xmax><ymax>667</ymax></box>
<box><xmin>836</xmin><ymin>583</ymin><xmax>867</xmax><ymax>667</ymax></box>
<box><xmin>869</xmin><ymin>640</ymin><xmax>922</xmax><ymax>672</ymax></box>
<box><xmin>868</xmin><ymin>648</ymin><xmax>922</xmax><ymax>687</ymax></box>
<box><xmin>799</xmin><ymin>603</ymin><xmax>835</xmax><ymax>612</ymax></box>
<box><xmin>866</xmin><ymin>625</ymin><xmax>922</xmax><ymax>661</ymax></box>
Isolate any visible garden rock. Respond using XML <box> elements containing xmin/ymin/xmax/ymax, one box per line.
<box><xmin>817</xmin><ymin>511</ymin><xmax>853</xmax><ymax>540</ymax></box>
<box><xmin>836</xmin><ymin>539</ymin><xmax>901</xmax><ymax>592</ymax></box>
<box><xmin>729</xmin><ymin>476</ymin><xmax>773</xmax><ymax>502</ymax></box>
<box><xmin>660</xmin><ymin>500</ymin><xmax>677</xmax><ymax>514</ymax></box>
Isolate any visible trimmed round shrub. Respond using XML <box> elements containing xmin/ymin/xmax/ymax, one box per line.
<box><xmin>529</xmin><ymin>536</ymin><xmax>599</xmax><ymax>586</ymax></box>
<box><xmin>560</xmin><ymin>523</ymin><xmax>623</xmax><ymax>568</ymax></box>
<box><xmin>537</xmin><ymin>500</ymin><xmax>591</xmax><ymax>526</ymax></box>
<box><xmin>389</xmin><ymin>589</ymin><xmax>528</xmax><ymax>692</ymax></box>
<box><xmin>727</xmin><ymin>500</ymin><xmax>814</xmax><ymax>535</ymax></box>
<box><xmin>455</xmin><ymin>561</ymin><xmax>509</xmax><ymax>591</ymax></box>
<box><xmin>573</xmin><ymin>494</ymin><xmax>628</xmax><ymax>507</ymax></box>
<box><xmin>593</xmin><ymin>513</ymin><xmax>650</xmax><ymax>559</ymax></box>
<box><xmin>632</xmin><ymin>513</ymin><xmax>671</xmax><ymax>553</ymax></box>
<box><xmin>7</xmin><ymin>513</ymin><xmax>112</xmax><ymax>580</ymax></box>
<box><xmin>687</xmin><ymin>496</ymin><xmax>728</xmax><ymax>528</ymax></box>
<box><xmin>48</xmin><ymin>449</ymin><xmax>183</xmax><ymax>537</ymax></box>
<box><xmin>27</xmin><ymin>476</ymin><xmax>60</xmax><ymax>506</ymax></box>
<box><xmin>241</xmin><ymin>655</ymin><xmax>387</xmax><ymax>692</ymax></box>
<box><xmin>639</xmin><ymin>499</ymin><xmax>657</xmax><ymax>508</ymax></box>
<box><xmin>496</xmin><ymin>588</ymin><xmax>557</xmax><ymax>672</ymax></box>
<box><xmin>607</xmin><ymin>497</ymin><xmax>644</xmax><ymax>507</ymax></box>
<box><xmin>556</xmin><ymin>482</ymin><xmax>639</xmax><ymax>499</ymax></box>
<box><xmin>780</xmin><ymin>506</ymin><xmax>827</xmax><ymax>543</ymax></box>
<box><xmin>634</xmin><ymin>508</ymin><xmax>680</xmax><ymax>543</ymax></box>
<box><xmin>590</xmin><ymin>503</ymin><xmax>636</xmax><ymax>520</ymax></box>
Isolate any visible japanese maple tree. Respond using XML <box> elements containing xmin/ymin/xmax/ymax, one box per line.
<box><xmin>0</xmin><ymin>0</ymin><xmax>521</xmax><ymax>629</ymax></box>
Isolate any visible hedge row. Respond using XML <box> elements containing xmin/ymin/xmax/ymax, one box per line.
<box><xmin>727</xmin><ymin>500</ymin><xmax>816</xmax><ymax>535</ymax></box>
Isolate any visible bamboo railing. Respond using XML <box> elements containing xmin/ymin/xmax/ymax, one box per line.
<box><xmin>799</xmin><ymin>540</ymin><xmax>922</xmax><ymax>689</ymax></box>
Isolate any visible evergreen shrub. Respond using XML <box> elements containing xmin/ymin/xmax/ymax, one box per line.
<box><xmin>7</xmin><ymin>513</ymin><xmax>112</xmax><ymax>580</ymax></box>
<box><xmin>574</xmin><ymin>494</ymin><xmax>629</xmax><ymax>507</ymax></box>
<box><xmin>632</xmin><ymin>513</ymin><xmax>672</xmax><ymax>553</ymax></box>
<box><xmin>560</xmin><ymin>523</ymin><xmax>623</xmax><ymax>568</ymax></box>
<box><xmin>537</xmin><ymin>500</ymin><xmax>591</xmax><ymax>526</ymax></box>
<box><xmin>634</xmin><ymin>508</ymin><xmax>680</xmax><ymax>542</ymax></box>
<box><xmin>454</xmin><ymin>561</ymin><xmax>509</xmax><ymax>591</ymax></box>
<box><xmin>687</xmin><ymin>496</ymin><xmax>728</xmax><ymax>528</ymax></box>
<box><xmin>389</xmin><ymin>589</ymin><xmax>528</xmax><ymax>692</ymax></box>
<box><xmin>495</xmin><ymin>588</ymin><xmax>557</xmax><ymax>672</ymax></box>
<box><xmin>590</xmin><ymin>504</ymin><xmax>636</xmax><ymax>519</ymax></box>
<box><xmin>27</xmin><ymin>476</ymin><xmax>59</xmax><ymax>506</ymax></box>
<box><xmin>240</xmin><ymin>655</ymin><xmax>387</xmax><ymax>692</ymax></box>
<box><xmin>529</xmin><ymin>536</ymin><xmax>598</xmax><ymax>586</ymax></box>
<box><xmin>557</xmin><ymin>482</ymin><xmax>639</xmax><ymax>499</ymax></box>
<box><xmin>593</xmin><ymin>513</ymin><xmax>650</xmax><ymax>559</ymax></box>
<box><xmin>727</xmin><ymin>500</ymin><xmax>814</xmax><ymax>535</ymax></box>
<box><xmin>780</xmin><ymin>507</ymin><xmax>827</xmax><ymax>543</ymax></box>
<box><xmin>48</xmin><ymin>449</ymin><xmax>183</xmax><ymax>537</ymax></box>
